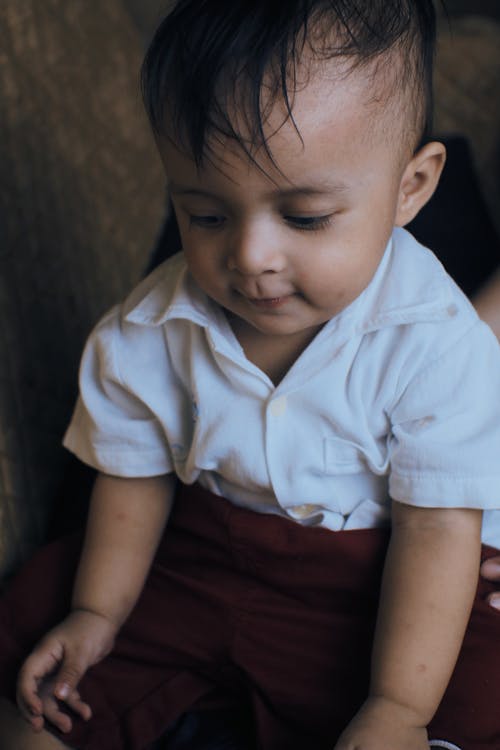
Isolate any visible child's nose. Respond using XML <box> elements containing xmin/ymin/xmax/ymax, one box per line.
<box><xmin>227</xmin><ymin>222</ymin><xmax>285</xmax><ymax>275</ymax></box>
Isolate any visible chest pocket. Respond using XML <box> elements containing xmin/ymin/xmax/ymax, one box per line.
<box><xmin>323</xmin><ymin>437</ymin><xmax>368</xmax><ymax>474</ymax></box>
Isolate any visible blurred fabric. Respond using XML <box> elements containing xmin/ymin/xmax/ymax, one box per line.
<box><xmin>0</xmin><ymin>1</ymin><xmax>164</xmax><ymax>580</ymax></box>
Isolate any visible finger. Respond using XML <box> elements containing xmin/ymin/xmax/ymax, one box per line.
<box><xmin>486</xmin><ymin>591</ymin><xmax>500</xmax><ymax>610</ymax></box>
<box><xmin>57</xmin><ymin>686</ymin><xmax>91</xmax><ymax>718</ymax></box>
<box><xmin>64</xmin><ymin>689</ymin><xmax>92</xmax><ymax>721</ymax></box>
<box><xmin>29</xmin><ymin>715</ymin><xmax>46</xmax><ymax>732</ymax></box>
<box><xmin>481</xmin><ymin>556</ymin><xmax>500</xmax><ymax>581</ymax></box>
<box><xmin>42</xmin><ymin>695</ymin><xmax>73</xmax><ymax>734</ymax></box>
<box><xmin>15</xmin><ymin>697</ymin><xmax>45</xmax><ymax>733</ymax></box>
<box><xmin>17</xmin><ymin>646</ymin><xmax>62</xmax><ymax>712</ymax></box>
<box><xmin>53</xmin><ymin>657</ymin><xmax>88</xmax><ymax>700</ymax></box>
<box><xmin>16</xmin><ymin>669</ymin><xmax>45</xmax><ymax>724</ymax></box>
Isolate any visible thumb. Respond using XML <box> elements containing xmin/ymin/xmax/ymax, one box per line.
<box><xmin>481</xmin><ymin>555</ymin><xmax>500</xmax><ymax>581</ymax></box>
<box><xmin>54</xmin><ymin>658</ymin><xmax>87</xmax><ymax>700</ymax></box>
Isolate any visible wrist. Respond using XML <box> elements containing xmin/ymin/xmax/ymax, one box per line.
<box><xmin>337</xmin><ymin>695</ymin><xmax>429</xmax><ymax>749</ymax></box>
<box><xmin>69</xmin><ymin>606</ymin><xmax>122</xmax><ymax>636</ymax></box>
<box><xmin>364</xmin><ymin>694</ymin><xmax>427</xmax><ymax>729</ymax></box>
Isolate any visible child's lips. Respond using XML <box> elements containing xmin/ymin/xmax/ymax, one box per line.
<box><xmin>235</xmin><ymin>288</ymin><xmax>297</xmax><ymax>309</ymax></box>
<box><xmin>235</xmin><ymin>286</ymin><xmax>296</xmax><ymax>308</ymax></box>
<box><xmin>247</xmin><ymin>295</ymin><xmax>294</xmax><ymax>309</ymax></box>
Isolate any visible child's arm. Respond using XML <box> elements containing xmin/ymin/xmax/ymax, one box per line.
<box><xmin>16</xmin><ymin>472</ymin><xmax>176</xmax><ymax>734</ymax></box>
<box><xmin>335</xmin><ymin>500</ymin><xmax>482</xmax><ymax>750</ymax></box>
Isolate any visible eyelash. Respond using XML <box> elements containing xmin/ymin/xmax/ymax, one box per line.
<box><xmin>285</xmin><ymin>215</ymin><xmax>333</xmax><ymax>232</ymax></box>
<box><xmin>189</xmin><ymin>215</ymin><xmax>224</xmax><ymax>229</ymax></box>
<box><xmin>188</xmin><ymin>214</ymin><xmax>333</xmax><ymax>232</ymax></box>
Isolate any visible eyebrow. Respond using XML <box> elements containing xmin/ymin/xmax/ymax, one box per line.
<box><xmin>168</xmin><ymin>181</ymin><xmax>350</xmax><ymax>199</ymax></box>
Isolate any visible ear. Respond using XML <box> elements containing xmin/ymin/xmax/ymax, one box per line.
<box><xmin>395</xmin><ymin>141</ymin><xmax>446</xmax><ymax>226</ymax></box>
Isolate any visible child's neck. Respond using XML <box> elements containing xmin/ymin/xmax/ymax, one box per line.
<box><xmin>226</xmin><ymin>313</ymin><xmax>323</xmax><ymax>386</ymax></box>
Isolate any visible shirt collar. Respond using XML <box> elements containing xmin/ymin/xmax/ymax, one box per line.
<box><xmin>347</xmin><ymin>226</ymin><xmax>455</xmax><ymax>336</ymax></box>
<box><xmin>123</xmin><ymin>251</ymin><xmax>219</xmax><ymax>328</ymax></box>
<box><xmin>123</xmin><ymin>227</ymin><xmax>455</xmax><ymax>335</ymax></box>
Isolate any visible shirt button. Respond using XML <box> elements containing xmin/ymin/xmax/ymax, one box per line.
<box><xmin>290</xmin><ymin>504</ymin><xmax>320</xmax><ymax>518</ymax></box>
<box><xmin>269</xmin><ymin>395</ymin><xmax>287</xmax><ymax>417</ymax></box>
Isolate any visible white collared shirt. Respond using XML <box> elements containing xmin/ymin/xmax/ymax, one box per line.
<box><xmin>63</xmin><ymin>228</ymin><xmax>500</xmax><ymax>544</ymax></box>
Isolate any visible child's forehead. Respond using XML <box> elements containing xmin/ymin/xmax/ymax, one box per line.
<box><xmin>161</xmin><ymin>61</ymin><xmax>403</xmax><ymax>191</ymax></box>
<box><xmin>209</xmin><ymin>55</ymin><xmax>406</xmax><ymax>164</ymax></box>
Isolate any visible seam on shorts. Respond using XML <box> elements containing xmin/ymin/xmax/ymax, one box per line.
<box><xmin>429</xmin><ymin>740</ymin><xmax>462</xmax><ymax>750</ymax></box>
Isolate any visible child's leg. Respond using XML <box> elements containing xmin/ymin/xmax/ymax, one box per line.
<box><xmin>0</xmin><ymin>698</ymin><xmax>73</xmax><ymax>750</ymax></box>
<box><xmin>0</xmin><ymin>494</ymin><xmax>254</xmax><ymax>750</ymax></box>
<box><xmin>0</xmin><ymin>483</ymin><xmax>388</xmax><ymax>750</ymax></box>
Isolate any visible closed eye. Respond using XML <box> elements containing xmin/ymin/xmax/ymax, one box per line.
<box><xmin>189</xmin><ymin>214</ymin><xmax>226</xmax><ymax>228</ymax></box>
<box><xmin>284</xmin><ymin>215</ymin><xmax>333</xmax><ymax>231</ymax></box>
<box><xmin>188</xmin><ymin>213</ymin><xmax>333</xmax><ymax>231</ymax></box>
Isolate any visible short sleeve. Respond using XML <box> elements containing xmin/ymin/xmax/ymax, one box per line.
<box><xmin>63</xmin><ymin>306</ymin><xmax>174</xmax><ymax>477</ymax></box>
<box><xmin>389</xmin><ymin>321</ymin><xmax>500</xmax><ymax>508</ymax></box>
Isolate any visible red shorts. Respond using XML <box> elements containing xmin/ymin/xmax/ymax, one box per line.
<box><xmin>1</xmin><ymin>483</ymin><xmax>499</xmax><ymax>750</ymax></box>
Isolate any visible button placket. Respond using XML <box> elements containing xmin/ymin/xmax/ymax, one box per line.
<box><xmin>268</xmin><ymin>395</ymin><xmax>287</xmax><ymax>417</ymax></box>
<box><xmin>265</xmin><ymin>394</ymin><xmax>290</xmax><ymax>512</ymax></box>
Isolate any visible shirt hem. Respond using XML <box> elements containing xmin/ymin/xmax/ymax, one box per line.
<box><xmin>63</xmin><ymin>441</ymin><xmax>173</xmax><ymax>478</ymax></box>
<box><xmin>390</xmin><ymin>473</ymin><xmax>500</xmax><ymax>510</ymax></box>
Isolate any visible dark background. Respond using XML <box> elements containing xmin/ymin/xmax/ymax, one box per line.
<box><xmin>122</xmin><ymin>0</ymin><xmax>500</xmax><ymax>42</ymax></box>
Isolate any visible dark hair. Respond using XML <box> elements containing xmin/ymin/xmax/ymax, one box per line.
<box><xmin>141</xmin><ymin>1</ymin><xmax>441</xmax><ymax>166</ymax></box>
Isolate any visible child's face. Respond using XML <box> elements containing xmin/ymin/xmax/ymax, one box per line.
<box><xmin>161</xmin><ymin>67</ymin><xmax>412</xmax><ymax>347</ymax></box>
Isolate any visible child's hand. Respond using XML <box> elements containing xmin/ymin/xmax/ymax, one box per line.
<box><xmin>16</xmin><ymin>609</ymin><xmax>118</xmax><ymax>734</ymax></box>
<box><xmin>334</xmin><ymin>696</ymin><xmax>429</xmax><ymax>750</ymax></box>
<box><xmin>481</xmin><ymin>555</ymin><xmax>500</xmax><ymax>609</ymax></box>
